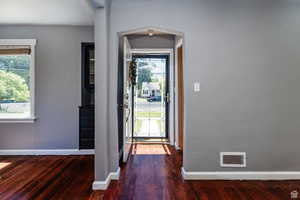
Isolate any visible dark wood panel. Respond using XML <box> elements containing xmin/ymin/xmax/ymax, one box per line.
<box><xmin>80</xmin><ymin>118</ymin><xmax>95</xmax><ymax>129</ymax></box>
<box><xmin>80</xmin><ymin>42</ymin><xmax>95</xmax><ymax>150</ymax></box>
<box><xmin>0</xmin><ymin>145</ymin><xmax>299</xmax><ymax>200</ymax></box>
<box><xmin>80</xmin><ymin>138</ymin><xmax>95</xmax><ymax>149</ymax></box>
<box><xmin>80</xmin><ymin>128</ymin><xmax>94</xmax><ymax>138</ymax></box>
<box><xmin>177</xmin><ymin>46</ymin><xmax>184</xmax><ymax>150</ymax></box>
<box><xmin>81</xmin><ymin>42</ymin><xmax>95</xmax><ymax>101</ymax></box>
<box><xmin>79</xmin><ymin>106</ymin><xmax>94</xmax><ymax>149</ymax></box>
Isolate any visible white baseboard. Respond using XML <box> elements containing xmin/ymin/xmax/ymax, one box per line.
<box><xmin>93</xmin><ymin>167</ymin><xmax>121</xmax><ymax>190</ymax></box>
<box><xmin>0</xmin><ymin>149</ymin><xmax>95</xmax><ymax>155</ymax></box>
<box><xmin>110</xmin><ymin>167</ymin><xmax>121</xmax><ymax>180</ymax></box>
<box><xmin>174</xmin><ymin>142</ymin><xmax>180</xmax><ymax>150</ymax></box>
<box><xmin>181</xmin><ymin>167</ymin><xmax>300</xmax><ymax>180</ymax></box>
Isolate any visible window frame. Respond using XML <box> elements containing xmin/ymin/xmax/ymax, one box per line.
<box><xmin>0</xmin><ymin>39</ymin><xmax>37</xmax><ymax>123</ymax></box>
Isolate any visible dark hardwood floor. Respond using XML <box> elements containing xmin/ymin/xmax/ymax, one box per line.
<box><xmin>0</xmin><ymin>144</ymin><xmax>299</xmax><ymax>200</ymax></box>
<box><xmin>0</xmin><ymin>154</ymin><xmax>95</xmax><ymax>200</ymax></box>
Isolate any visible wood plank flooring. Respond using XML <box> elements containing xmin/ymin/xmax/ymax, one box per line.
<box><xmin>0</xmin><ymin>144</ymin><xmax>299</xmax><ymax>200</ymax></box>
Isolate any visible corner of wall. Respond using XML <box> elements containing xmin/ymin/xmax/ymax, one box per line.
<box><xmin>92</xmin><ymin>167</ymin><xmax>120</xmax><ymax>190</ymax></box>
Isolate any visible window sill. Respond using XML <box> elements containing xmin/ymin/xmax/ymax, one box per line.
<box><xmin>0</xmin><ymin>117</ymin><xmax>37</xmax><ymax>123</ymax></box>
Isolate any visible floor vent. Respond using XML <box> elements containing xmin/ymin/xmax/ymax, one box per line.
<box><xmin>220</xmin><ymin>152</ymin><xmax>246</xmax><ymax>168</ymax></box>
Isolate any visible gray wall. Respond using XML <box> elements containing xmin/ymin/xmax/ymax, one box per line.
<box><xmin>0</xmin><ymin>25</ymin><xmax>94</xmax><ymax>149</ymax></box>
<box><xmin>127</xmin><ymin>35</ymin><xmax>175</xmax><ymax>49</ymax></box>
<box><xmin>94</xmin><ymin>3</ymin><xmax>111</xmax><ymax>181</ymax></box>
<box><xmin>94</xmin><ymin>0</ymin><xmax>300</xmax><ymax>180</ymax></box>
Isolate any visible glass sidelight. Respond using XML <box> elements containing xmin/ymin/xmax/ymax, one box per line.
<box><xmin>133</xmin><ymin>55</ymin><xmax>169</xmax><ymax>138</ymax></box>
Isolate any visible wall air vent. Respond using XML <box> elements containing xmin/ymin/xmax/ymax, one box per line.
<box><xmin>220</xmin><ymin>152</ymin><xmax>246</xmax><ymax>168</ymax></box>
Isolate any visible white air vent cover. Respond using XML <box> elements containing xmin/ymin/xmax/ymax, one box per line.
<box><xmin>220</xmin><ymin>152</ymin><xmax>246</xmax><ymax>168</ymax></box>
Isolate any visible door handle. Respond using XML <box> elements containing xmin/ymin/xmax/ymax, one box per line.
<box><xmin>165</xmin><ymin>93</ymin><xmax>170</xmax><ymax>103</ymax></box>
<box><xmin>125</xmin><ymin>109</ymin><xmax>131</xmax><ymax>122</ymax></box>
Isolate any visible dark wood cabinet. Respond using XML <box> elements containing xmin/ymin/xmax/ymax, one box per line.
<box><xmin>79</xmin><ymin>106</ymin><xmax>94</xmax><ymax>149</ymax></box>
<box><xmin>79</xmin><ymin>43</ymin><xmax>95</xmax><ymax>149</ymax></box>
<box><xmin>84</xmin><ymin>44</ymin><xmax>95</xmax><ymax>89</ymax></box>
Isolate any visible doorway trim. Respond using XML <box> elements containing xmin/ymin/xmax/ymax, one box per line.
<box><xmin>131</xmin><ymin>48</ymin><xmax>175</xmax><ymax>145</ymax></box>
<box><xmin>174</xmin><ymin>38</ymin><xmax>184</xmax><ymax>150</ymax></box>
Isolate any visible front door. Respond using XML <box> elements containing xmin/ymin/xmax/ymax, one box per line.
<box><xmin>133</xmin><ymin>55</ymin><xmax>169</xmax><ymax>138</ymax></box>
<box><xmin>123</xmin><ymin>37</ymin><xmax>133</xmax><ymax>162</ymax></box>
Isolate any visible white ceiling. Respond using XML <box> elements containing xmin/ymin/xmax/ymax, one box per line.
<box><xmin>0</xmin><ymin>0</ymin><xmax>95</xmax><ymax>26</ymax></box>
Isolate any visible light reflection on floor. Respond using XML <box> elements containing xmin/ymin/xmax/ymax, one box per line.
<box><xmin>0</xmin><ymin>162</ymin><xmax>11</xmax><ymax>170</ymax></box>
<box><xmin>132</xmin><ymin>144</ymin><xmax>171</xmax><ymax>155</ymax></box>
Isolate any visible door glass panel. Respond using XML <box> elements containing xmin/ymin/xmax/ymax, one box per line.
<box><xmin>134</xmin><ymin>57</ymin><xmax>167</xmax><ymax>138</ymax></box>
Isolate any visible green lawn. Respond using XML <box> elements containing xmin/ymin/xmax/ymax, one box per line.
<box><xmin>134</xmin><ymin>119</ymin><xmax>142</xmax><ymax>133</ymax></box>
<box><xmin>136</xmin><ymin>111</ymin><xmax>162</xmax><ymax>118</ymax></box>
<box><xmin>136</xmin><ymin>97</ymin><xmax>147</xmax><ymax>103</ymax></box>
<box><xmin>155</xmin><ymin>120</ymin><xmax>165</xmax><ymax>133</ymax></box>
<box><xmin>134</xmin><ymin>119</ymin><xmax>165</xmax><ymax>136</ymax></box>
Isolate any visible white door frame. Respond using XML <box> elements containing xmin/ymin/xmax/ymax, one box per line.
<box><xmin>123</xmin><ymin>36</ymin><xmax>133</xmax><ymax>162</ymax></box>
<box><xmin>131</xmin><ymin>48</ymin><xmax>175</xmax><ymax>145</ymax></box>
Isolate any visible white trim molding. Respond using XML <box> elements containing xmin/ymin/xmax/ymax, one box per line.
<box><xmin>131</xmin><ymin>48</ymin><xmax>173</xmax><ymax>55</ymax></box>
<box><xmin>0</xmin><ymin>39</ymin><xmax>37</xmax><ymax>122</ymax></box>
<box><xmin>110</xmin><ymin>168</ymin><xmax>121</xmax><ymax>180</ymax></box>
<box><xmin>119</xmin><ymin>27</ymin><xmax>184</xmax><ymax>37</ymax></box>
<box><xmin>0</xmin><ymin>149</ymin><xmax>95</xmax><ymax>155</ymax></box>
<box><xmin>130</xmin><ymin>48</ymin><xmax>175</xmax><ymax>145</ymax></box>
<box><xmin>0</xmin><ymin>39</ymin><xmax>36</xmax><ymax>46</ymax></box>
<box><xmin>93</xmin><ymin>167</ymin><xmax>121</xmax><ymax>190</ymax></box>
<box><xmin>0</xmin><ymin>117</ymin><xmax>37</xmax><ymax>123</ymax></box>
<box><xmin>181</xmin><ymin>168</ymin><xmax>300</xmax><ymax>180</ymax></box>
<box><xmin>174</xmin><ymin>142</ymin><xmax>180</xmax><ymax>150</ymax></box>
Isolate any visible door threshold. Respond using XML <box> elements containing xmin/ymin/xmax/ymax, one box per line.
<box><xmin>133</xmin><ymin>138</ymin><xmax>169</xmax><ymax>144</ymax></box>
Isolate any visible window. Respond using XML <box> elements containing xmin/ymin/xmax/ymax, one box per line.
<box><xmin>0</xmin><ymin>39</ymin><xmax>36</xmax><ymax>122</ymax></box>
